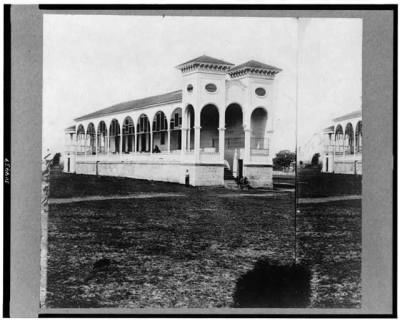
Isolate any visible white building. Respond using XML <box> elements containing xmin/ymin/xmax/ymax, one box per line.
<box><xmin>322</xmin><ymin>109</ymin><xmax>362</xmax><ymax>174</ymax></box>
<box><xmin>64</xmin><ymin>55</ymin><xmax>282</xmax><ymax>187</ymax></box>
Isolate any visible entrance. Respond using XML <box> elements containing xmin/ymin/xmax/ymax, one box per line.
<box><xmin>238</xmin><ymin>159</ymin><xmax>243</xmax><ymax>178</ymax></box>
<box><xmin>67</xmin><ymin>158</ymin><xmax>70</xmax><ymax>172</ymax></box>
<box><xmin>326</xmin><ymin>157</ymin><xmax>328</xmax><ymax>172</ymax></box>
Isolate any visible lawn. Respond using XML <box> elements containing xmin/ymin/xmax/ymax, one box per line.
<box><xmin>45</xmin><ymin>170</ymin><xmax>361</xmax><ymax>309</ymax></box>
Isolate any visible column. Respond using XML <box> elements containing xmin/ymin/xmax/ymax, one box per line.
<box><xmin>95</xmin><ymin>133</ymin><xmax>98</xmax><ymax>161</ymax></box>
<box><xmin>119</xmin><ymin>132</ymin><xmax>122</xmax><ymax>159</ymax></box>
<box><xmin>150</xmin><ymin>130</ymin><xmax>153</xmax><ymax>154</ymax></box>
<box><xmin>353</xmin><ymin>129</ymin><xmax>357</xmax><ymax>174</ymax></box>
<box><xmin>107</xmin><ymin>132</ymin><xmax>110</xmax><ymax>159</ymax></box>
<box><xmin>218</xmin><ymin>127</ymin><xmax>225</xmax><ymax>161</ymax></box>
<box><xmin>84</xmin><ymin>133</ymin><xmax>87</xmax><ymax>159</ymax></box>
<box><xmin>167</xmin><ymin>129</ymin><xmax>171</xmax><ymax>153</ymax></box>
<box><xmin>181</xmin><ymin>112</ymin><xmax>187</xmax><ymax>155</ymax></box>
<box><xmin>181</xmin><ymin>128</ymin><xmax>187</xmax><ymax>155</ymax></box>
<box><xmin>244</xmin><ymin>127</ymin><xmax>251</xmax><ymax>164</ymax></box>
<box><xmin>194</xmin><ymin>127</ymin><xmax>201</xmax><ymax>162</ymax></box>
<box><xmin>342</xmin><ymin>131</ymin><xmax>345</xmax><ymax>171</ymax></box>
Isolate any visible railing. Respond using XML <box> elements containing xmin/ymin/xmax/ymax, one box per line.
<box><xmin>251</xmin><ymin>137</ymin><xmax>270</xmax><ymax>151</ymax></box>
<box><xmin>210</xmin><ymin>136</ymin><xmax>268</xmax><ymax>150</ymax></box>
<box><xmin>199</xmin><ymin>151</ymin><xmax>220</xmax><ymax>163</ymax></box>
<box><xmin>225</xmin><ymin>137</ymin><xmax>244</xmax><ymax>149</ymax></box>
<box><xmin>334</xmin><ymin>145</ymin><xmax>355</xmax><ymax>155</ymax></box>
<box><xmin>76</xmin><ymin>149</ymin><xmax>196</xmax><ymax>163</ymax></box>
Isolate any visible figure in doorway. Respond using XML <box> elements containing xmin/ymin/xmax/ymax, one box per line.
<box><xmin>153</xmin><ymin>145</ymin><xmax>161</xmax><ymax>153</ymax></box>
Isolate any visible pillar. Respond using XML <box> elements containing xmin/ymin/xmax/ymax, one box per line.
<box><xmin>167</xmin><ymin>129</ymin><xmax>171</xmax><ymax>153</ymax></box>
<box><xmin>194</xmin><ymin>108</ymin><xmax>201</xmax><ymax>162</ymax></box>
<box><xmin>107</xmin><ymin>132</ymin><xmax>110</xmax><ymax>158</ymax></box>
<box><xmin>150</xmin><ymin>130</ymin><xmax>153</xmax><ymax>154</ymax></box>
<box><xmin>244</xmin><ymin>128</ymin><xmax>251</xmax><ymax>164</ymax></box>
<box><xmin>119</xmin><ymin>132</ymin><xmax>122</xmax><ymax>159</ymax></box>
<box><xmin>181</xmin><ymin>112</ymin><xmax>187</xmax><ymax>155</ymax></box>
<box><xmin>84</xmin><ymin>133</ymin><xmax>87</xmax><ymax>159</ymax></box>
<box><xmin>95</xmin><ymin>132</ymin><xmax>98</xmax><ymax>160</ymax></box>
<box><xmin>218</xmin><ymin>127</ymin><xmax>225</xmax><ymax>161</ymax></box>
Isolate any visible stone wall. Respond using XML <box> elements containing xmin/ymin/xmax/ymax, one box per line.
<box><xmin>334</xmin><ymin>160</ymin><xmax>362</xmax><ymax>175</ymax></box>
<box><xmin>244</xmin><ymin>165</ymin><xmax>273</xmax><ymax>188</ymax></box>
<box><xmin>75</xmin><ymin>160</ymin><xmax>224</xmax><ymax>186</ymax></box>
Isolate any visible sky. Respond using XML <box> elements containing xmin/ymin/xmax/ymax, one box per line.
<box><xmin>43</xmin><ymin>15</ymin><xmax>361</xmax><ymax>157</ymax></box>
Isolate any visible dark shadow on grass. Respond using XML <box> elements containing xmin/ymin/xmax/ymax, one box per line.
<box><xmin>233</xmin><ymin>259</ymin><xmax>311</xmax><ymax>308</ymax></box>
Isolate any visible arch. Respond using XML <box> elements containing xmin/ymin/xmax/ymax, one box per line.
<box><xmin>109</xmin><ymin>119</ymin><xmax>121</xmax><ymax>153</ymax></box>
<box><xmin>152</xmin><ymin>111</ymin><xmax>168</xmax><ymax>152</ymax></box>
<box><xmin>225</xmin><ymin>103</ymin><xmax>244</xmax><ymax>149</ymax></box>
<box><xmin>225</xmin><ymin>103</ymin><xmax>245</xmax><ymax>176</ymax></box>
<box><xmin>122</xmin><ymin>116</ymin><xmax>135</xmax><ymax>153</ymax></box>
<box><xmin>200</xmin><ymin>104</ymin><xmax>219</xmax><ymax>151</ymax></box>
<box><xmin>250</xmin><ymin>107</ymin><xmax>268</xmax><ymax>150</ymax></box>
<box><xmin>76</xmin><ymin>124</ymin><xmax>86</xmax><ymax>154</ymax></box>
<box><xmin>184</xmin><ymin>104</ymin><xmax>195</xmax><ymax>151</ymax></box>
<box><xmin>344</xmin><ymin>122</ymin><xmax>354</xmax><ymax>154</ymax></box>
<box><xmin>136</xmin><ymin>114</ymin><xmax>151</xmax><ymax>152</ymax></box>
<box><xmin>170</xmin><ymin>107</ymin><xmax>182</xmax><ymax>151</ymax></box>
<box><xmin>355</xmin><ymin>121</ymin><xmax>362</xmax><ymax>153</ymax></box>
<box><xmin>97</xmin><ymin>121</ymin><xmax>108</xmax><ymax>154</ymax></box>
<box><xmin>334</xmin><ymin>124</ymin><xmax>344</xmax><ymax>155</ymax></box>
<box><xmin>86</xmin><ymin>123</ymin><xmax>96</xmax><ymax>155</ymax></box>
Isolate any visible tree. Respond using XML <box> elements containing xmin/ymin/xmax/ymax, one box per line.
<box><xmin>273</xmin><ymin>150</ymin><xmax>296</xmax><ymax>170</ymax></box>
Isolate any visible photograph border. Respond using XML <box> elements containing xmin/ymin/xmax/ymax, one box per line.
<box><xmin>4</xmin><ymin>4</ymin><xmax>397</xmax><ymax>318</ymax></box>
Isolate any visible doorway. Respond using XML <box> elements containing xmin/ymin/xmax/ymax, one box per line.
<box><xmin>238</xmin><ymin>159</ymin><xmax>243</xmax><ymax>178</ymax></box>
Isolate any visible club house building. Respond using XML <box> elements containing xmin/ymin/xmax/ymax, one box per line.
<box><xmin>64</xmin><ymin>55</ymin><xmax>282</xmax><ymax>187</ymax></box>
<box><xmin>322</xmin><ymin>109</ymin><xmax>362</xmax><ymax>175</ymax></box>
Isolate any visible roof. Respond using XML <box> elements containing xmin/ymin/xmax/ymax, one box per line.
<box><xmin>333</xmin><ymin>109</ymin><xmax>362</xmax><ymax>122</ymax></box>
<box><xmin>176</xmin><ymin>55</ymin><xmax>234</xmax><ymax>69</ymax></box>
<box><xmin>323</xmin><ymin>125</ymin><xmax>335</xmax><ymax>133</ymax></box>
<box><xmin>65</xmin><ymin>125</ymin><xmax>76</xmax><ymax>132</ymax></box>
<box><xmin>228</xmin><ymin>60</ymin><xmax>282</xmax><ymax>73</ymax></box>
<box><xmin>75</xmin><ymin>90</ymin><xmax>182</xmax><ymax>121</ymax></box>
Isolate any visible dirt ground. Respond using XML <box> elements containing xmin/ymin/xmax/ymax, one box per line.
<box><xmin>45</xmin><ymin>171</ymin><xmax>361</xmax><ymax>309</ymax></box>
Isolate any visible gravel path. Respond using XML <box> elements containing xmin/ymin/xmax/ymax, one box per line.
<box><xmin>49</xmin><ymin>193</ymin><xmax>186</xmax><ymax>204</ymax></box>
<box><xmin>298</xmin><ymin>195</ymin><xmax>361</xmax><ymax>204</ymax></box>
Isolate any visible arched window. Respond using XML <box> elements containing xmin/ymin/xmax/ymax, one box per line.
<box><xmin>335</xmin><ymin>124</ymin><xmax>344</xmax><ymax>155</ymax></box>
<box><xmin>136</xmin><ymin>114</ymin><xmax>151</xmax><ymax>152</ymax></box>
<box><xmin>122</xmin><ymin>116</ymin><xmax>135</xmax><ymax>153</ymax></box>
<box><xmin>200</xmin><ymin>104</ymin><xmax>219</xmax><ymax>150</ymax></box>
<box><xmin>225</xmin><ymin>103</ymin><xmax>244</xmax><ymax>149</ymax></box>
<box><xmin>97</xmin><ymin>121</ymin><xmax>107</xmax><ymax>154</ymax></box>
<box><xmin>184</xmin><ymin>105</ymin><xmax>195</xmax><ymax>151</ymax></box>
<box><xmin>355</xmin><ymin>121</ymin><xmax>362</xmax><ymax>153</ymax></box>
<box><xmin>76</xmin><ymin>124</ymin><xmax>85</xmax><ymax>154</ymax></box>
<box><xmin>109</xmin><ymin>119</ymin><xmax>121</xmax><ymax>153</ymax></box>
<box><xmin>152</xmin><ymin>111</ymin><xmax>168</xmax><ymax>152</ymax></box>
<box><xmin>86</xmin><ymin>123</ymin><xmax>96</xmax><ymax>155</ymax></box>
<box><xmin>344</xmin><ymin>123</ymin><xmax>354</xmax><ymax>155</ymax></box>
<box><xmin>250</xmin><ymin>107</ymin><xmax>268</xmax><ymax>151</ymax></box>
<box><xmin>170</xmin><ymin>108</ymin><xmax>182</xmax><ymax>151</ymax></box>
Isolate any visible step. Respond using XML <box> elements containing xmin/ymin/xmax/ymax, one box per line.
<box><xmin>224</xmin><ymin>180</ymin><xmax>239</xmax><ymax>190</ymax></box>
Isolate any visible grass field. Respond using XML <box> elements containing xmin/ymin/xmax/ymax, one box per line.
<box><xmin>45</xmin><ymin>170</ymin><xmax>361</xmax><ymax>308</ymax></box>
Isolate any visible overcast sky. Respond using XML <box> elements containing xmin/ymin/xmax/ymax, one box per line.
<box><xmin>43</xmin><ymin>15</ymin><xmax>361</xmax><ymax>156</ymax></box>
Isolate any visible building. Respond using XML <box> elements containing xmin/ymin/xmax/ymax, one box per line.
<box><xmin>322</xmin><ymin>109</ymin><xmax>362</xmax><ymax>174</ymax></box>
<box><xmin>64</xmin><ymin>55</ymin><xmax>282</xmax><ymax>187</ymax></box>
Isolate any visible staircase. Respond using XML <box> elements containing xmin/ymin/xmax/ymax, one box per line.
<box><xmin>224</xmin><ymin>167</ymin><xmax>235</xmax><ymax>180</ymax></box>
<box><xmin>224</xmin><ymin>167</ymin><xmax>239</xmax><ymax>190</ymax></box>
